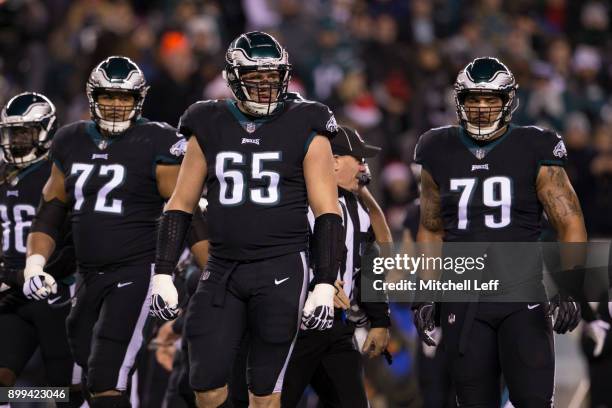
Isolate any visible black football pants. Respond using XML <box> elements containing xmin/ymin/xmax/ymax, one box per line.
<box><xmin>443</xmin><ymin>302</ymin><xmax>554</xmax><ymax>407</ymax></box>
<box><xmin>281</xmin><ymin>316</ymin><xmax>368</xmax><ymax>408</ymax></box>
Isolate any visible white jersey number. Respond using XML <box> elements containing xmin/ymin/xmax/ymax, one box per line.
<box><xmin>216</xmin><ymin>151</ymin><xmax>281</xmax><ymax>206</ymax></box>
<box><xmin>450</xmin><ymin>176</ymin><xmax>512</xmax><ymax>230</ymax></box>
<box><xmin>0</xmin><ymin>204</ymin><xmax>37</xmax><ymax>253</ymax></box>
<box><xmin>71</xmin><ymin>163</ymin><xmax>125</xmax><ymax>214</ymax></box>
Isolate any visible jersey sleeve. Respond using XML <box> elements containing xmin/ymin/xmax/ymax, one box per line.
<box><xmin>178</xmin><ymin>101</ymin><xmax>212</xmax><ymax>157</ymax></box>
<box><xmin>310</xmin><ymin>102</ymin><xmax>338</xmax><ymax>139</ymax></box>
<box><xmin>534</xmin><ymin>128</ymin><xmax>568</xmax><ymax>167</ymax></box>
<box><xmin>49</xmin><ymin>125</ymin><xmax>72</xmax><ymax>174</ymax></box>
<box><xmin>413</xmin><ymin>129</ymin><xmax>438</xmax><ymax>175</ymax></box>
<box><xmin>150</xmin><ymin>122</ymin><xmax>185</xmax><ymax>165</ymax></box>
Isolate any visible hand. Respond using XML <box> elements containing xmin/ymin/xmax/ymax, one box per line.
<box><xmin>412</xmin><ymin>302</ymin><xmax>437</xmax><ymax>346</ymax></box>
<box><xmin>585</xmin><ymin>319</ymin><xmax>610</xmax><ymax>357</ymax></box>
<box><xmin>155</xmin><ymin>343</ymin><xmax>176</xmax><ymax>372</ymax></box>
<box><xmin>333</xmin><ymin>280</ymin><xmax>350</xmax><ymax>310</ymax></box>
<box><xmin>153</xmin><ymin>321</ymin><xmax>180</xmax><ymax>372</ymax></box>
<box><xmin>362</xmin><ymin>327</ymin><xmax>390</xmax><ymax>358</ymax></box>
<box><xmin>154</xmin><ymin>321</ymin><xmax>181</xmax><ymax>347</ymax></box>
<box><xmin>301</xmin><ymin>283</ymin><xmax>335</xmax><ymax>330</ymax></box>
<box><xmin>150</xmin><ymin>274</ymin><xmax>179</xmax><ymax>321</ymax></box>
<box><xmin>544</xmin><ymin>294</ymin><xmax>581</xmax><ymax>334</ymax></box>
<box><xmin>23</xmin><ymin>255</ymin><xmax>57</xmax><ymax>300</ymax></box>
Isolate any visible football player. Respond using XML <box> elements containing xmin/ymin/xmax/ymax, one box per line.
<box><xmin>23</xmin><ymin>56</ymin><xmax>207</xmax><ymax>408</ymax></box>
<box><xmin>412</xmin><ymin>57</ymin><xmax>586</xmax><ymax>406</ymax></box>
<box><xmin>150</xmin><ymin>31</ymin><xmax>342</xmax><ymax>408</ymax></box>
<box><xmin>0</xmin><ymin>92</ymin><xmax>82</xmax><ymax>407</ymax></box>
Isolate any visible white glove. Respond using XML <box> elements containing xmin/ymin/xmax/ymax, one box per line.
<box><xmin>22</xmin><ymin>254</ymin><xmax>57</xmax><ymax>300</ymax></box>
<box><xmin>149</xmin><ymin>274</ymin><xmax>179</xmax><ymax>321</ymax></box>
<box><xmin>585</xmin><ymin>319</ymin><xmax>610</xmax><ymax>357</ymax></box>
<box><xmin>301</xmin><ymin>283</ymin><xmax>335</xmax><ymax>330</ymax></box>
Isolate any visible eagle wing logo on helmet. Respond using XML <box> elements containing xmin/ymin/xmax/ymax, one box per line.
<box><xmin>553</xmin><ymin>140</ymin><xmax>567</xmax><ymax>159</ymax></box>
<box><xmin>170</xmin><ymin>139</ymin><xmax>187</xmax><ymax>157</ymax></box>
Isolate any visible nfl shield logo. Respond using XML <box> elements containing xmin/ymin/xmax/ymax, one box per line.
<box><xmin>475</xmin><ymin>149</ymin><xmax>486</xmax><ymax>160</ymax></box>
<box><xmin>245</xmin><ymin>122</ymin><xmax>257</xmax><ymax>133</ymax></box>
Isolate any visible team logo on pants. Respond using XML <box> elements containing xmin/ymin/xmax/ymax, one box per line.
<box><xmin>448</xmin><ymin>313</ymin><xmax>456</xmax><ymax>324</ymax></box>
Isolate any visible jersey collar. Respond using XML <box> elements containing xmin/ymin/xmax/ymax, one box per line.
<box><xmin>459</xmin><ymin>124</ymin><xmax>514</xmax><ymax>160</ymax></box>
<box><xmin>12</xmin><ymin>159</ymin><xmax>46</xmax><ymax>185</ymax></box>
<box><xmin>225</xmin><ymin>100</ymin><xmax>282</xmax><ymax>134</ymax></box>
<box><xmin>86</xmin><ymin>118</ymin><xmax>148</xmax><ymax>150</ymax></box>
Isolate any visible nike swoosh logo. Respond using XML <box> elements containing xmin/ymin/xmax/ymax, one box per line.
<box><xmin>275</xmin><ymin>277</ymin><xmax>290</xmax><ymax>285</ymax></box>
<box><xmin>48</xmin><ymin>296</ymin><xmax>62</xmax><ymax>304</ymax></box>
<box><xmin>117</xmin><ymin>282</ymin><xmax>133</xmax><ymax>288</ymax></box>
<box><xmin>527</xmin><ymin>304</ymin><xmax>540</xmax><ymax>310</ymax></box>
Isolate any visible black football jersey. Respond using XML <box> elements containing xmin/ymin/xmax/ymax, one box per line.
<box><xmin>50</xmin><ymin>119</ymin><xmax>185</xmax><ymax>268</ymax></box>
<box><xmin>179</xmin><ymin>97</ymin><xmax>337</xmax><ymax>260</ymax></box>
<box><xmin>415</xmin><ymin>124</ymin><xmax>568</xmax><ymax>242</ymax></box>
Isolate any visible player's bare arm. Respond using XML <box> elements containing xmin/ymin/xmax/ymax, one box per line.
<box><xmin>417</xmin><ymin>168</ymin><xmax>444</xmax><ymax>243</ymax></box>
<box><xmin>304</xmin><ymin>135</ymin><xmax>341</xmax><ymax>217</ymax></box>
<box><xmin>23</xmin><ymin>163</ymin><xmax>69</xmax><ymax>299</ymax></box>
<box><xmin>536</xmin><ymin>165</ymin><xmax>587</xmax><ymax>243</ymax></box>
<box><xmin>165</xmin><ymin>137</ymin><xmax>207</xmax><ymax>213</ymax></box>
<box><xmin>155</xmin><ymin>164</ymin><xmax>181</xmax><ymax>200</ymax></box>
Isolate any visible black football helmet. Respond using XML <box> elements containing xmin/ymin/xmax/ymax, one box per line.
<box><xmin>0</xmin><ymin>92</ymin><xmax>57</xmax><ymax>167</ymax></box>
<box><xmin>455</xmin><ymin>57</ymin><xmax>519</xmax><ymax>140</ymax></box>
<box><xmin>223</xmin><ymin>31</ymin><xmax>292</xmax><ymax>116</ymax></box>
<box><xmin>86</xmin><ymin>56</ymin><xmax>148</xmax><ymax>135</ymax></box>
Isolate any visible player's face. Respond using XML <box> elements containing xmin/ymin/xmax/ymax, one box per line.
<box><xmin>335</xmin><ymin>155</ymin><xmax>366</xmax><ymax>192</ymax></box>
<box><xmin>463</xmin><ymin>94</ymin><xmax>503</xmax><ymax>128</ymax></box>
<box><xmin>241</xmin><ymin>71</ymin><xmax>281</xmax><ymax>104</ymax></box>
<box><xmin>96</xmin><ymin>92</ymin><xmax>136</xmax><ymax>122</ymax></box>
<box><xmin>2</xmin><ymin>126</ymin><xmax>37</xmax><ymax>158</ymax></box>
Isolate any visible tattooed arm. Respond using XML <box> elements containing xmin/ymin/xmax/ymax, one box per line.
<box><xmin>417</xmin><ymin>169</ymin><xmax>444</xmax><ymax>243</ymax></box>
<box><xmin>536</xmin><ymin>165</ymin><xmax>587</xmax><ymax>243</ymax></box>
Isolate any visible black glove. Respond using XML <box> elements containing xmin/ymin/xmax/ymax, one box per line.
<box><xmin>544</xmin><ymin>294</ymin><xmax>581</xmax><ymax>334</ymax></box>
<box><xmin>412</xmin><ymin>302</ymin><xmax>437</xmax><ymax>346</ymax></box>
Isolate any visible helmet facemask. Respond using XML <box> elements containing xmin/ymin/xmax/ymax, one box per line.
<box><xmin>0</xmin><ymin>124</ymin><xmax>50</xmax><ymax>167</ymax></box>
<box><xmin>456</xmin><ymin>89</ymin><xmax>517</xmax><ymax>140</ymax></box>
<box><xmin>89</xmin><ymin>89</ymin><xmax>143</xmax><ymax>135</ymax></box>
<box><xmin>225</xmin><ymin>65</ymin><xmax>291</xmax><ymax>116</ymax></box>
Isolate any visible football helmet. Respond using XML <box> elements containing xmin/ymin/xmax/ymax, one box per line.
<box><xmin>86</xmin><ymin>56</ymin><xmax>148</xmax><ymax>135</ymax></box>
<box><xmin>0</xmin><ymin>92</ymin><xmax>57</xmax><ymax>167</ymax></box>
<box><xmin>455</xmin><ymin>57</ymin><xmax>518</xmax><ymax>140</ymax></box>
<box><xmin>223</xmin><ymin>31</ymin><xmax>292</xmax><ymax>116</ymax></box>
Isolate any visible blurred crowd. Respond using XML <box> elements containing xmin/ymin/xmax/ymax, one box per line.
<box><xmin>1</xmin><ymin>0</ymin><xmax>611</xmax><ymax>237</ymax></box>
<box><xmin>1</xmin><ymin>0</ymin><xmax>611</xmax><ymax>406</ymax></box>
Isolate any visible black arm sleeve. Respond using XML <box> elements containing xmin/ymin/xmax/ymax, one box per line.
<box><xmin>155</xmin><ymin>210</ymin><xmax>192</xmax><ymax>275</ymax></box>
<box><xmin>31</xmin><ymin>198</ymin><xmax>69</xmax><ymax>243</ymax></box>
<box><xmin>187</xmin><ymin>206</ymin><xmax>208</xmax><ymax>247</ymax></box>
<box><xmin>311</xmin><ymin>213</ymin><xmax>344</xmax><ymax>285</ymax></box>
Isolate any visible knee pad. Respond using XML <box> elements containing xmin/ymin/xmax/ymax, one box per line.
<box><xmin>89</xmin><ymin>394</ymin><xmax>130</xmax><ymax>408</ymax></box>
<box><xmin>0</xmin><ymin>368</ymin><xmax>16</xmax><ymax>387</ymax></box>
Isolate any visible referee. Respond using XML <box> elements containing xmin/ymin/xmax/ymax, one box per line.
<box><xmin>281</xmin><ymin>126</ymin><xmax>392</xmax><ymax>408</ymax></box>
